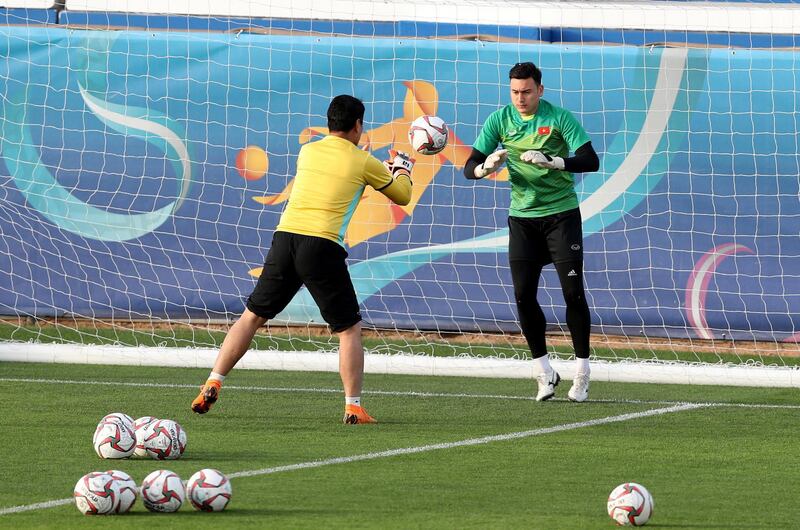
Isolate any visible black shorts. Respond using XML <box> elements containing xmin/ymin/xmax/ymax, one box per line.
<box><xmin>508</xmin><ymin>208</ymin><xmax>584</xmax><ymax>265</ymax></box>
<box><xmin>246</xmin><ymin>231</ymin><xmax>361</xmax><ymax>332</ymax></box>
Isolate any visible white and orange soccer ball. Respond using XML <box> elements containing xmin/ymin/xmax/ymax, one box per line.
<box><xmin>408</xmin><ymin>115</ymin><xmax>448</xmax><ymax>155</ymax></box>
<box><xmin>186</xmin><ymin>468</ymin><xmax>233</xmax><ymax>512</ymax></box>
<box><xmin>142</xmin><ymin>418</ymin><xmax>187</xmax><ymax>460</ymax></box>
<box><xmin>141</xmin><ymin>469</ymin><xmax>185</xmax><ymax>512</ymax></box>
<box><xmin>73</xmin><ymin>471</ymin><xmax>120</xmax><ymax>515</ymax></box>
<box><xmin>93</xmin><ymin>416</ymin><xmax>136</xmax><ymax>459</ymax></box>
<box><xmin>133</xmin><ymin>416</ymin><xmax>159</xmax><ymax>457</ymax></box>
<box><xmin>607</xmin><ymin>482</ymin><xmax>654</xmax><ymax>526</ymax></box>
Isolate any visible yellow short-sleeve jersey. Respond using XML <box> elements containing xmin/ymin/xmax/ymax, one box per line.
<box><xmin>276</xmin><ymin>135</ymin><xmax>396</xmax><ymax>246</ymax></box>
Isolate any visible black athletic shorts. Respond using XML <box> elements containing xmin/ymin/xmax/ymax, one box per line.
<box><xmin>508</xmin><ymin>208</ymin><xmax>584</xmax><ymax>265</ymax></box>
<box><xmin>246</xmin><ymin>231</ymin><xmax>361</xmax><ymax>332</ymax></box>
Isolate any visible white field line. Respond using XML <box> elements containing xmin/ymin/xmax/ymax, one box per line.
<box><xmin>0</xmin><ymin>403</ymin><xmax>703</xmax><ymax>516</ymax></box>
<box><xmin>1</xmin><ymin>376</ymin><xmax>799</xmax><ymax>410</ymax></box>
<box><xmin>0</xmin><ymin>499</ymin><xmax>73</xmax><ymax>516</ymax></box>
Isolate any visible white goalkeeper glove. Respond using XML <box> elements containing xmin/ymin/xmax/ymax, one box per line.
<box><xmin>474</xmin><ymin>149</ymin><xmax>508</xmax><ymax>179</ymax></box>
<box><xmin>520</xmin><ymin>150</ymin><xmax>565</xmax><ymax>170</ymax></box>
<box><xmin>384</xmin><ymin>149</ymin><xmax>415</xmax><ymax>180</ymax></box>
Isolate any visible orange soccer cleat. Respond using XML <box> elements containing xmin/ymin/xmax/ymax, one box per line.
<box><xmin>191</xmin><ymin>380</ymin><xmax>222</xmax><ymax>414</ymax></box>
<box><xmin>343</xmin><ymin>404</ymin><xmax>377</xmax><ymax>425</ymax></box>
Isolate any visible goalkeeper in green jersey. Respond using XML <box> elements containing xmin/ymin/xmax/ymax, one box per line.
<box><xmin>464</xmin><ymin>62</ymin><xmax>600</xmax><ymax>402</ymax></box>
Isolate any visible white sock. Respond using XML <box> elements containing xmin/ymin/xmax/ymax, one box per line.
<box><xmin>576</xmin><ymin>357</ymin><xmax>590</xmax><ymax>376</ymax></box>
<box><xmin>534</xmin><ymin>355</ymin><xmax>552</xmax><ymax>374</ymax></box>
<box><xmin>346</xmin><ymin>396</ymin><xmax>361</xmax><ymax>407</ymax></box>
<box><xmin>208</xmin><ymin>372</ymin><xmax>226</xmax><ymax>382</ymax></box>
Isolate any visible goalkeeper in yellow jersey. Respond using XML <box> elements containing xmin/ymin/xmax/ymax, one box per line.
<box><xmin>464</xmin><ymin>62</ymin><xmax>599</xmax><ymax>402</ymax></box>
<box><xmin>192</xmin><ymin>95</ymin><xmax>414</xmax><ymax>424</ymax></box>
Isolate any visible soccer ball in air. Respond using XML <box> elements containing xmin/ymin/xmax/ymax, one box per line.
<box><xmin>73</xmin><ymin>471</ymin><xmax>120</xmax><ymax>515</ymax></box>
<box><xmin>186</xmin><ymin>468</ymin><xmax>233</xmax><ymax>512</ymax></box>
<box><xmin>106</xmin><ymin>469</ymin><xmax>138</xmax><ymax>513</ymax></box>
<box><xmin>142</xmin><ymin>418</ymin><xmax>187</xmax><ymax>460</ymax></box>
<box><xmin>93</xmin><ymin>416</ymin><xmax>136</xmax><ymax>459</ymax></box>
<box><xmin>141</xmin><ymin>469</ymin><xmax>185</xmax><ymax>512</ymax></box>
<box><xmin>133</xmin><ymin>416</ymin><xmax>159</xmax><ymax>457</ymax></box>
<box><xmin>408</xmin><ymin>115</ymin><xmax>448</xmax><ymax>155</ymax></box>
<box><xmin>607</xmin><ymin>482</ymin><xmax>654</xmax><ymax>526</ymax></box>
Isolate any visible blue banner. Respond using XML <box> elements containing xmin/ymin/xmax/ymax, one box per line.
<box><xmin>1</xmin><ymin>27</ymin><xmax>798</xmax><ymax>342</ymax></box>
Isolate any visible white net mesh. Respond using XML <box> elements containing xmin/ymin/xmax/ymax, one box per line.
<box><xmin>1</xmin><ymin>0</ymin><xmax>798</xmax><ymax>385</ymax></box>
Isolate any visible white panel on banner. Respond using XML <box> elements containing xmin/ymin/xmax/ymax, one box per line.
<box><xmin>63</xmin><ymin>0</ymin><xmax>800</xmax><ymax>34</ymax></box>
<box><xmin>1</xmin><ymin>1</ymin><xmax>55</xmax><ymax>8</ymax></box>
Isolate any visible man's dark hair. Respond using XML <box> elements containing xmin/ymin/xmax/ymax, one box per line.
<box><xmin>327</xmin><ymin>95</ymin><xmax>365</xmax><ymax>132</ymax></box>
<box><xmin>509</xmin><ymin>62</ymin><xmax>542</xmax><ymax>85</ymax></box>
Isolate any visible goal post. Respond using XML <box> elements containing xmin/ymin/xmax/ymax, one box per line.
<box><xmin>0</xmin><ymin>0</ymin><xmax>798</xmax><ymax>387</ymax></box>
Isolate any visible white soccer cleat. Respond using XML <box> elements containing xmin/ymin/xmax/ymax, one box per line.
<box><xmin>535</xmin><ymin>369</ymin><xmax>561</xmax><ymax>401</ymax></box>
<box><xmin>568</xmin><ymin>372</ymin><xmax>590</xmax><ymax>402</ymax></box>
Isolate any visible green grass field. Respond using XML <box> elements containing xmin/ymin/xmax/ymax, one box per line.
<box><xmin>1</xmin><ymin>361</ymin><xmax>798</xmax><ymax>528</ymax></box>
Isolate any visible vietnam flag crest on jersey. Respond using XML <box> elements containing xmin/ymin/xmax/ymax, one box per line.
<box><xmin>538</xmin><ymin>126</ymin><xmax>551</xmax><ymax>135</ymax></box>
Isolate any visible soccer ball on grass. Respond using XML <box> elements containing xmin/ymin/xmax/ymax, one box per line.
<box><xmin>186</xmin><ymin>468</ymin><xmax>233</xmax><ymax>512</ymax></box>
<box><xmin>73</xmin><ymin>472</ymin><xmax>120</xmax><ymax>515</ymax></box>
<box><xmin>132</xmin><ymin>416</ymin><xmax>159</xmax><ymax>457</ymax></box>
<box><xmin>93</xmin><ymin>416</ymin><xmax>136</xmax><ymax>459</ymax></box>
<box><xmin>607</xmin><ymin>482</ymin><xmax>654</xmax><ymax>526</ymax></box>
<box><xmin>142</xmin><ymin>418</ymin><xmax>187</xmax><ymax>460</ymax></box>
<box><xmin>141</xmin><ymin>469</ymin><xmax>185</xmax><ymax>512</ymax></box>
<box><xmin>105</xmin><ymin>469</ymin><xmax>137</xmax><ymax>513</ymax></box>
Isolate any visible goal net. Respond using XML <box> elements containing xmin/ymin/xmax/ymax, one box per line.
<box><xmin>1</xmin><ymin>0</ymin><xmax>798</xmax><ymax>386</ymax></box>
